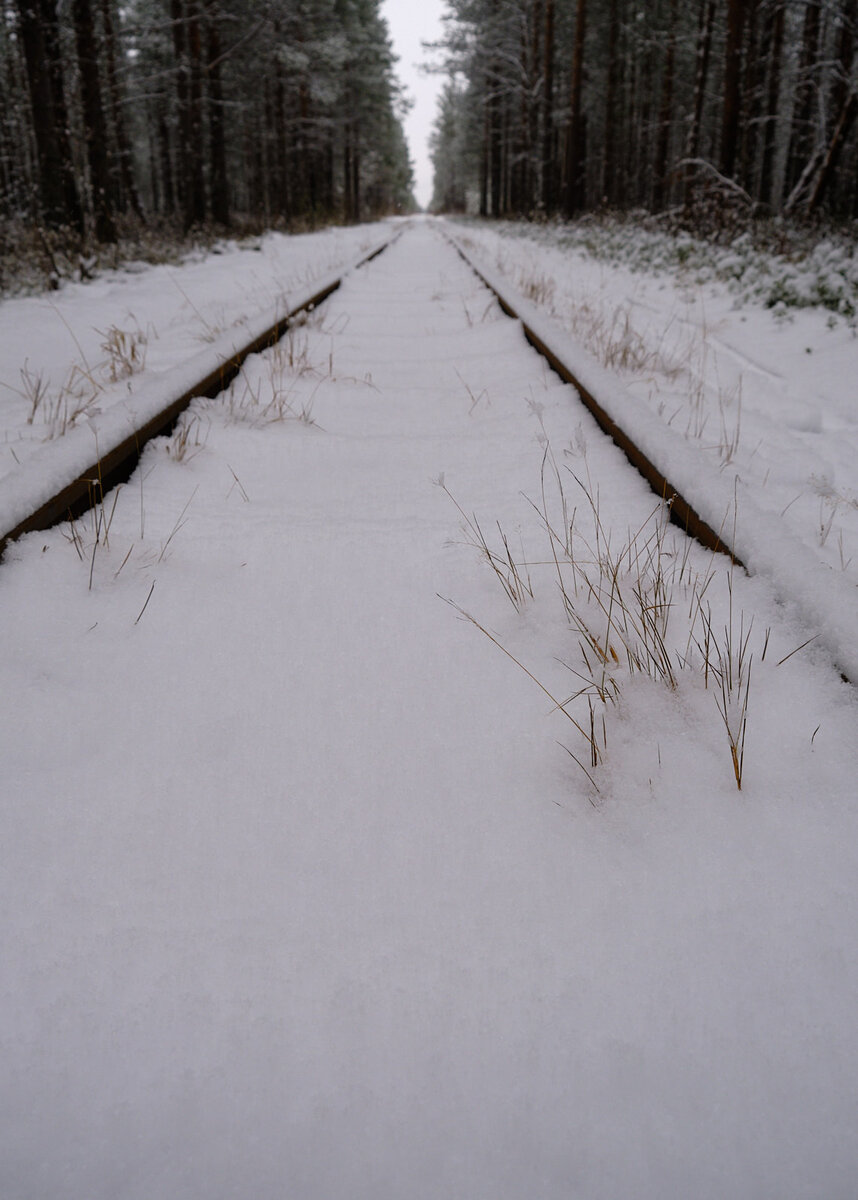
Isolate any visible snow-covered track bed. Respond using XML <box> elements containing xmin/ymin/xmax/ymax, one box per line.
<box><xmin>3</xmin><ymin>221</ymin><xmax>857</xmax><ymax>1199</ymax></box>
<box><xmin>444</xmin><ymin>225</ymin><xmax>858</xmax><ymax>685</ymax></box>
<box><xmin>0</xmin><ymin>233</ymin><xmax>397</xmax><ymax>560</ymax></box>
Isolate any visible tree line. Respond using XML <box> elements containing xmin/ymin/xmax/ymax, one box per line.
<box><xmin>430</xmin><ymin>0</ymin><xmax>858</xmax><ymax>223</ymax></box>
<box><xmin>1</xmin><ymin>0</ymin><xmax>414</xmax><ymax>245</ymax></box>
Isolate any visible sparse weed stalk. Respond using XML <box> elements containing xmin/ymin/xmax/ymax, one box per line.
<box><xmin>18</xmin><ymin>361</ymin><xmax>49</xmax><ymax>423</ymax></box>
<box><xmin>168</xmin><ymin>412</ymin><xmax>209</xmax><ymax>462</ymax></box>
<box><xmin>437</xmin><ymin>475</ymin><xmax>533</xmax><ymax>611</ymax></box>
<box><xmin>97</xmin><ymin>322</ymin><xmax>147</xmax><ymax>382</ymax></box>
<box><xmin>445</xmin><ymin>437</ymin><xmax>786</xmax><ymax>795</ymax></box>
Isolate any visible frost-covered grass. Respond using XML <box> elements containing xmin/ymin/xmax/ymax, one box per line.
<box><xmin>0</xmin><ymin>220</ymin><xmax>389</xmax><ymax>472</ymax></box>
<box><xmin>463</xmin><ymin>212</ymin><xmax>858</xmax><ymax>321</ymax></box>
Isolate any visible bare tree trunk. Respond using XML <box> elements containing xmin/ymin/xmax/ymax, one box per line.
<box><xmin>653</xmin><ymin>0</ymin><xmax>678</xmax><ymax>210</ymax></box>
<box><xmin>158</xmin><ymin>110</ymin><xmax>175</xmax><ymax>216</ymax></box>
<box><xmin>785</xmin><ymin>0</ymin><xmax>822</xmax><ymax>196</ymax></box>
<box><xmin>170</xmin><ymin>0</ymin><xmax>191</xmax><ymax>219</ymax></box>
<box><xmin>186</xmin><ymin>0</ymin><xmax>206</xmax><ymax>225</ymax></box>
<box><xmin>759</xmin><ymin>0</ymin><xmax>785</xmax><ymax>206</ymax></box>
<box><xmin>14</xmin><ymin>0</ymin><xmax>82</xmax><ymax>230</ymax></box>
<box><xmin>205</xmin><ymin>0</ymin><xmax>229</xmax><ymax>226</ymax></box>
<box><xmin>40</xmin><ymin>0</ymin><xmax>84</xmax><ymax>232</ymax></box>
<box><xmin>71</xmin><ymin>0</ymin><xmax>117</xmax><ymax>241</ymax></box>
<box><xmin>720</xmin><ymin>0</ymin><xmax>749</xmax><ymax>180</ymax></box>
<box><xmin>541</xmin><ymin>0</ymin><xmax>555</xmax><ymax>210</ymax></box>
<box><xmin>684</xmin><ymin>0</ymin><xmax>716</xmax><ymax>208</ymax></box>
<box><xmin>563</xmin><ymin>0</ymin><xmax>587</xmax><ymax>216</ymax></box>
<box><xmin>602</xmin><ymin>0</ymin><xmax>621</xmax><ymax>204</ymax></box>
<box><xmin>99</xmin><ymin>0</ymin><xmax>142</xmax><ymax>217</ymax></box>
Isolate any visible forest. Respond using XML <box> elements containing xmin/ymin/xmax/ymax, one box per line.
<box><xmin>0</xmin><ymin>0</ymin><xmax>414</xmax><ymax>263</ymax></box>
<box><xmin>429</xmin><ymin>0</ymin><xmax>858</xmax><ymax>226</ymax></box>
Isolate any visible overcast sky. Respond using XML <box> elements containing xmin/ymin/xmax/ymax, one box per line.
<box><xmin>381</xmin><ymin>0</ymin><xmax>447</xmax><ymax>209</ymax></box>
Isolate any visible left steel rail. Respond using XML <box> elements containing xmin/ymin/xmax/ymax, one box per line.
<box><xmin>0</xmin><ymin>232</ymin><xmax>397</xmax><ymax>559</ymax></box>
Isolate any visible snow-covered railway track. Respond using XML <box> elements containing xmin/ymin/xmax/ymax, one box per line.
<box><xmin>443</xmin><ymin>224</ymin><xmax>857</xmax><ymax>684</ymax></box>
<box><xmin>4</xmin><ymin>219</ymin><xmax>858</xmax><ymax>1200</ymax></box>
<box><xmin>443</xmin><ymin>228</ymin><xmax>736</xmax><ymax>564</ymax></box>
<box><xmin>0</xmin><ymin>234</ymin><xmax>397</xmax><ymax>561</ymax></box>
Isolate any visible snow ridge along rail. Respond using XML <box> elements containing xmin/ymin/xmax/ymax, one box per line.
<box><xmin>442</xmin><ymin>223</ymin><xmax>858</xmax><ymax>685</ymax></box>
<box><xmin>0</xmin><ymin>231</ymin><xmax>398</xmax><ymax>560</ymax></box>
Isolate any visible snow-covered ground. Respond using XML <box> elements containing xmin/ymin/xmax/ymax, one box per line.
<box><xmin>2</xmin><ymin>220</ymin><xmax>857</xmax><ymax>1197</ymax></box>
<box><xmin>0</xmin><ymin>222</ymin><xmax>389</xmax><ymax>479</ymax></box>
<box><xmin>449</xmin><ymin>217</ymin><xmax>858</xmax><ymax>591</ymax></box>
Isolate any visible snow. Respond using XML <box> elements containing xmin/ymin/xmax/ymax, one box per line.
<box><xmin>2</xmin><ymin>219</ymin><xmax>858</xmax><ymax>1198</ymax></box>
<box><xmin>442</xmin><ymin>223</ymin><xmax>858</xmax><ymax>683</ymax></box>
<box><xmin>448</xmin><ymin>218</ymin><xmax>858</xmax><ymax>595</ymax></box>
<box><xmin>0</xmin><ymin>222</ymin><xmax>391</xmax><ymax>483</ymax></box>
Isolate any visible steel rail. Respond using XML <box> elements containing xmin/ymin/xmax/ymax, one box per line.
<box><xmin>442</xmin><ymin>227</ymin><xmax>738</xmax><ymax>563</ymax></box>
<box><xmin>0</xmin><ymin>233</ymin><xmax>397</xmax><ymax>560</ymax></box>
<box><xmin>443</xmin><ymin>225</ymin><xmax>858</xmax><ymax>685</ymax></box>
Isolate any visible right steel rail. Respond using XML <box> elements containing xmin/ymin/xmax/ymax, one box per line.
<box><xmin>444</xmin><ymin>228</ymin><xmax>738</xmax><ymax>563</ymax></box>
<box><xmin>443</xmin><ymin>224</ymin><xmax>858</xmax><ymax>685</ymax></box>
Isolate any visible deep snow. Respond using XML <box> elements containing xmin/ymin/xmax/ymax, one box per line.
<box><xmin>2</xmin><ymin>220</ymin><xmax>857</xmax><ymax>1199</ymax></box>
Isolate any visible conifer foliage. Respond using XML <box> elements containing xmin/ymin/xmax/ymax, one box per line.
<box><xmin>430</xmin><ymin>0</ymin><xmax>858</xmax><ymax>223</ymax></box>
<box><xmin>0</xmin><ymin>0</ymin><xmax>414</xmax><ymax>242</ymax></box>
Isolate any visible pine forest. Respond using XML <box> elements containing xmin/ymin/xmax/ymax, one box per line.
<box><xmin>429</xmin><ymin>0</ymin><xmax>858</xmax><ymax>227</ymax></box>
<box><xmin>1</xmin><ymin>0</ymin><xmax>414</xmax><ymax>263</ymax></box>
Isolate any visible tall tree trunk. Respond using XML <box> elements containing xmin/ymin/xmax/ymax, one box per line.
<box><xmin>170</xmin><ymin>0</ymin><xmax>191</xmax><ymax>219</ymax></box>
<box><xmin>186</xmin><ymin>0</ymin><xmax>206</xmax><ymax>225</ymax></box>
<box><xmin>785</xmin><ymin>0</ymin><xmax>822</xmax><ymax>196</ymax></box>
<box><xmin>720</xmin><ymin>0</ymin><xmax>749</xmax><ymax>180</ymax></box>
<box><xmin>759</xmin><ymin>0</ymin><xmax>785</xmax><ymax>206</ymax></box>
<box><xmin>71</xmin><ymin>0</ymin><xmax>117</xmax><ymax>242</ymax></box>
<box><xmin>489</xmin><ymin>72</ymin><xmax>502</xmax><ymax>217</ymax></box>
<box><xmin>158</xmin><ymin>110</ymin><xmax>176</xmax><ymax>216</ymax></box>
<box><xmin>14</xmin><ymin>0</ymin><xmax>82</xmax><ymax>230</ymax></box>
<box><xmin>739</xmin><ymin>0</ymin><xmax>763</xmax><ymax>195</ymax></box>
<box><xmin>563</xmin><ymin>0</ymin><xmax>587</xmax><ymax>215</ymax></box>
<box><xmin>602</xmin><ymin>0</ymin><xmax>621</xmax><ymax>204</ymax></box>
<box><xmin>205</xmin><ymin>0</ymin><xmax>229</xmax><ymax>226</ymax></box>
<box><xmin>653</xmin><ymin>0</ymin><xmax>678</xmax><ymax>210</ymax></box>
<box><xmin>806</xmin><ymin>0</ymin><xmax>858</xmax><ymax>211</ymax></box>
<box><xmin>99</xmin><ymin>0</ymin><xmax>142</xmax><ymax>217</ymax></box>
<box><xmin>40</xmin><ymin>0</ymin><xmax>84</xmax><ymax>232</ymax></box>
<box><xmin>541</xmin><ymin>0</ymin><xmax>555</xmax><ymax>210</ymax></box>
<box><xmin>684</xmin><ymin>0</ymin><xmax>716</xmax><ymax>208</ymax></box>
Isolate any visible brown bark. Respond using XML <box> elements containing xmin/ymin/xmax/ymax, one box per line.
<box><xmin>759</xmin><ymin>0</ymin><xmax>785</xmax><ymax>206</ymax></box>
<box><xmin>186</xmin><ymin>0</ymin><xmax>206</xmax><ymax>225</ymax></box>
<box><xmin>14</xmin><ymin>0</ymin><xmax>82</xmax><ymax>230</ymax></box>
<box><xmin>720</xmin><ymin>0</ymin><xmax>749</xmax><ymax>180</ymax></box>
<box><xmin>684</xmin><ymin>0</ymin><xmax>716</xmax><ymax>207</ymax></box>
<box><xmin>205</xmin><ymin>0</ymin><xmax>229</xmax><ymax>226</ymax></box>
<box><xmin>71</xmin><ymin>0</ymin><xmax>117</xmax><ymax>241</ymax></box>
<box><xmin>563</xmin><ymin>0</ymin><xmax>587</xmax><ymax>215</ymax></box>
<box><xmin>602</xmin><ymin>0</ymin><xmax>621</xmax><ymax>204</ymax></box>
<box><xmin>785</xmin><ymin>0</ymin><xmax>822</xmax><ymax>195</ymax></box>
<box><xmin>653</xmin><ymin>0</ymin><xmax>678</xmax><ymax>210</ymax></box>
<box><xmin>541</xmin><ymin>0</ymin><xmax>555</xmax><ymax>210</ymax></box>
<box><xmin>99</xmin><ymin>0</ymin><xmax>142</xmax><ymax>217</ymax></box>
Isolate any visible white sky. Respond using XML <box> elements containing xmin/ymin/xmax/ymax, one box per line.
<box><xmin>381</xmin><ymin>0</ymin><xmax>447</xmax><ymax>209</ymax></box>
